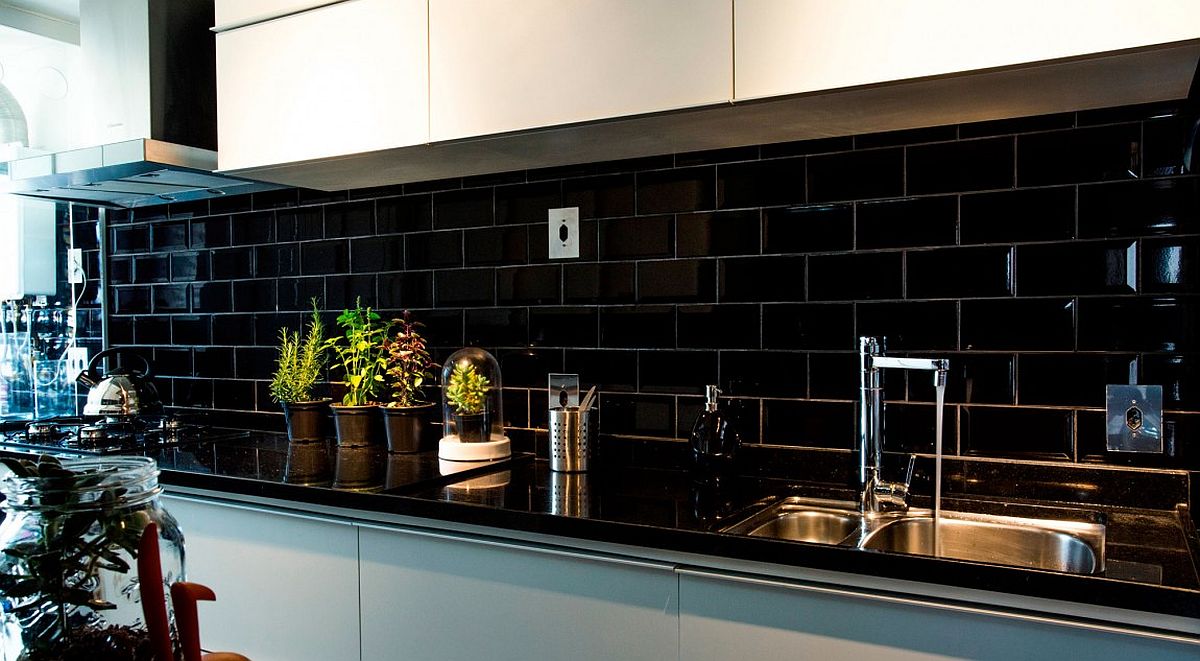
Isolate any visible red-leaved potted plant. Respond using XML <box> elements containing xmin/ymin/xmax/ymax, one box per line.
<box><xmin>379</xmin><ymin>311</ymin><xmax>437</xmax><ymax>453</ymax></box>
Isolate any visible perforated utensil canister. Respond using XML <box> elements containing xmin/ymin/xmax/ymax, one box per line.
<box><xmin>549</xmin><ymin>407</ymin><xmax>594</xmax><ymax>472</ymax></box>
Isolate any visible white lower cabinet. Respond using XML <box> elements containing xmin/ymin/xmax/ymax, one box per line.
<box><xmin>678</xmin><ymin>570</ymin><xmax>1197</xmax><ymax>660</ymax></box>
<box><xmin>162</xmin><ymin>496</ymin><xmax>361</xmax><ymax>661</ymax></box>
<box><xmin>358</xmin><ymin>526</ymin><xmax>679</xmax><ymax>661</ymax></box>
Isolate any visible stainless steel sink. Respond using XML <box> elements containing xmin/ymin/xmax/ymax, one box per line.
<box><xmin>720</xmin><ymin>497</ymin><xmax>863</xmax><ymax>545</ymax></box>
<box><xmin>860</xmin><ymin>511</ymin><xmax>1105</xmax><ymax>575</ymax></box>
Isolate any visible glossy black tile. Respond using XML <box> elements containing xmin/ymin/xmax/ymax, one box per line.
<box><xmin>209</xmin><ymin>248</ymin><xmax>253</xmax><ymax>280</ymax></box>
<box><xmin>376</xmin><ymin>194</ymin><xmax>432</xmax><ymax>233</ymax></box>
<box><xmin>1077</xmin><ymin>410</ymin><xmax>1200</xmax><ymax>470</ymax></box>
<box><xmin>562</xmin><ymin>174</ymin><xmax>635</xmax><ymax>219</ymax></box>
<box><xmin>908</xmin><ymin>353</ymin><xmax>1015</xmax><ymax>405</ymax></box>
<box><xmin>498</xmin><ymin>348</ymin><xmax>563</xmax><ymax>388</ymax></box>
<box><xmin>463</xmin><ymin>171</ymin><xmax>526</xmax><ymax>188</ymax></box>
<box><xmin>153</xmin><ymin>347</ymin><xmax>192</xmax><ymax>377</ymax></box>
<box><xmin>300</xmin><ymin>240</ymin><xmax>349</xmax><ymax>276</ymax></box>
<box><xmin>1018</xmin><ymin>353</ymin><xmax>1137</xmax><ymax>408</ymax></box>
<box><xmin>716</xmin><ymin>157</ymin><xmax>804</xmax><ymax>209</ymax></box>
<box><xmin>1076</xmin><ymin>101</ymin><xmax>1182</xmax><ymax>125</ymax></box>
<box><xmin>1143</xmin><ymin>115</ymin><xmax>1194</xmax><ymax>176</ymax></box>
<box><xmin>721</xmin><ymin>351</ymin><xmax>805</xmax><ymax>397</ymax></box>
<box><xmin>599</xmin><ymin>215</ymin><xmax>673</xmax><ymax>260</ymax></box>
<box><xmin>677</xmin><ymin>305</ymin><xmax>760</xmax><ymax>349</ymax></box>
<box><xmin>253</xmin><ymin>188</ymin><xmax>299</xmax><ymax>209</ymax></box>
<box><xmin>564</xmin><ymin>349</ymin><xmax>638</xmax><ymax>392</ymax></box>
<box><xmin>107</xmin><ymin>317</ymin><xmax>133</xmax><ymax>344</ymax></box>
<box><xmin>638</xmin><ymin>260</ymin><xmax>716</xmax><ymax>303</ymax></box>
<box><xmin>1077</xmin><ymin>297</ymin><xmax>1198</xmax><ymax>352</ymax></box>
<box><xmin>907</xmin><ymin>246</ymin><xmax>1013</xmax><ymax>299</ymax></box>
<box><xmin>418</xmin><ymin>310</ymin><xmax>463</xmax><ymax>348</ymax></box>
<box><xmin>599</xmin><ymin>306</ymin><xmax>675</xmax><ymax>348</ymax></box>
<box><xmin>882</xmin><ymin>402</ymin><xmax>940</xmax><ymax>455</ymax></box>
<box><xmin>435</xmin><ymin>269</ymin><xmax>494</xmax><ymax>307</ymax></box>
<box><xmin>676</xmin><ymin>210</ymin><xmax>761</xmax><ymax>257</ymax></box>
<box><xmin>496</xmin><ymin>181</ymin><xmax>561</xmax><ymax>225</ymax></box>
<box><xmin>960</xmin><ymin>187</ymin><xmax>1075</xmax><ymax>244</ymax></box>
<box><xmin>563</xmin><ymin>263</ymin><xmax>635</xmax><ymax>304</ymax></box>
<box><xmin>152</xmin><ymin>285</ymin><xmax>189</xmax><ymax>313</ymax></box>
<box><xmin>132</xmin><ymin>207</ymin><xmax>167</xmax><ymax>223</ymax></box>
<box><xmin>134</xmin><ymin>316</ymin><xmax>170</xmax><ymax>345</ymax></box>
<box><xmin>906</xmin><ymin>137</ymin><xmax>1013</xmax><ymax>194</ymax></box>
<box><xmin>497</xmin><ymin>265</ymin><xmax>560</xmax><ymax>305</ymax></box>
<box><xmin>530</xmin><ymin>219</ymin><xmax>598</xmax><ymax>263</ymax></box>
<box><xmin>72</xmin><ymin>222</ymin><xmax>100</xmax><ymax>250</ymax></box>
<box><xmin>1078</xmin><ymin>177</ymin><xmax>1199</xmax><ymax>238</ymax></box>
<box><xmin>1017</xmin><ymin>124</ymin><xmax>1140</xmax><ymax>186</ymax></box>
<box><xmin>807</xmin><ymin>148</ymin><xmax>903</xmax><ymax>202</ymax></box>
<box><xmin>112</xmin><ymin>226</ymin><xmax>149</xmax><ymax>254</ymax></box>
<box><xmin>255</xmin><ymin>244</ymin><xmax>299</xmax><ymax>278</ymax></box>
<box><xmin>856</xmin><ymin>301</ymin><xmax>958</xmax><ymax>350</ymax></box>
<box><xmin>718</xmin><ymin>256</ymin><xmax>804</xmax><ymax>303</ymax></box>
<box><xmin>762</xmin><ymin>400</ymin><xmax>855</xmax><ymax>449</ymax></box>
<box><xmin>678</xmin><ymin>396</ymin><xmax>760</xmax><ymax>443</ymax></box>
<box><xmin>808</xmin><ymin>252</ymin><xmax>902</xmax><ymax>301</ymax></box>
<box><xmin>152</xmin><ymin>221</ymin><xmax>188</xmax><ymax>251</ymax></box>
<box><xmin>171</xmin><ymin>252</ymin><xmax>208</xmax><ymax>282</ymax></box>
<box><xmin>760</xmin><ymin>136</ymin><xmax>853</xmax><ymax>159</ymax></box>
<box><xmin>857</xmin><ymin>125</ymin><xmax>958</xmax><ymax>149</ymax></box>
<box><xmin>529</xmin><ymin>307</ymin><xmax>597</xmax><ymax>348</ymax></box>
<box><xmin>957</xmin><ymin>112</ymin><xmax>1075</xmax><ymax>138</ymax></box>
<box><xmin>189</xmin><ymin>216</ymin><xmax>230</xmax><ymax>248</ymax></box>
<box><xmin>464</xmin><ymin>226</ymin><xmax>528</xmax><ymax>266</ymax></box>
<box><xmin>676</xmin><ymin>145</ymin><xmax>759</xmax><ymax>167</ymax></box>
<box><xmin>209</xmin><ymin>193</ymin><xmax>252</xmax><ymax>215</ymax></box>
<box><xmin>167</xmin><ymin>200</ymin><xmax>209</xmax><ymax>220</ymax></box>
<box><xmin>466</xmin><ymin>308</ymin><xmax>528</xmax><ymax>347</ymax></box>
<box><xmin>191</xmin><ymin>282</ymin><xmax>231</xmax><ymax>313</ymax></box>
<box><xmin>960</xmin><ymin>407</ymin><xmax>1073</xmax><ymax>460</ymax></box>
<box><xmin>172</xmin><ymin>315</ymin><xmax>211</xmax><ymax>345</ymax></box>
<box><xmin>599</xmin><ymin>393</ymin><xmax>676</xmax><ymax>437</ymax></box>
<box><xmin>1016</xmin><ymin>241</ymin><xmax>1137</xmax><ymax>296</ymax></box>
<box><xmin>1141</xmin><ymin>354</ymin><xmax>1200</xmax><ymax>411</ymax></box>
<box><xmin>378</xmin><ymin>272</ymin><xmax>433</xmax><ymax>310</ymax></box>
<box><xmin>961</xmin><ymin>298</ymin><xmax>1075</xmax><ymax>351</ymax></box>
<box><xmin>193</xmin><ymin>347</ymin><xmax>235</xmax><ymax>379</ymax></box>
<box><xmin>406</xmin><ymin>231</ymin><xmax>463</xmax><ymax>269</ymax></box>
<box><xmin>233</xmin><ymin>347</ymin><xmax>274</xmax><ymax>380</ymax></box>
<box><xmin>277</xmin><ymin>277</ymin><xmax>325</xmax><ymax>311</ymax></box>
<box><xmin>762</xmin><ymin>303</ymin><xmax>854</xmax><ymax>350</ymax></box>
<box><xmin>762</xmin><ymin>203</ymin><xmax>853</xmax><ymax>254</ymax></box>
<box><xmin>1142</xmin><ymin>237</ymin><xmax>1198</xmax><ymax>293</ymax></box>
<box><xmin>232</xmin><ymin>280</ymin><xmax>275</xmax><ymax>312</ymax></box>
<box><xmin>433</xmin><ymin>188</ymin><xmax>493</xmax><ymax>229</ymax></box>
<box><xmin>231</xmin><ymin>211</ymin><xmax>275</xmax><ymax>245</ymax></box>
<box><xmin>324</xmin><ymin>201</ymin><xmax>374</xmax><ymax>237</ymax></box>
<box><xmin>134</xmin><ymin>255</ymin><xmax>170</xmax><ymax>283</ymax></box>
<box><xmin>639</xmin><ymin>351</ymin><xmax>716</xmax><ymax>395</ymax></box>
<box><xmin>324</xmin><ymin>274</ymin><xmax>377</xmax><ymax>310</ymax></box>
<box><xmin>636</xmin><ymin>166</ymin><xmax>715</xmax><ymax>214</ymax></box>
<box><xmin>213</xmin><ymin>379</ymin><xmax>256</xmax><ymax>411</ymax></box>
<box><xmin>350</xmin><ymin>236</ymin><xmax>404</xmax><ymax>273</ymax></box>
<box><xmin>172</xmin><ymin>378</ymin><xmax>212</xmax><ymax>408</ymax></box>
<box><xmin>856</xmin><ymin>196</ymin><xmax>957</xmax><ymax>249</ymax></box>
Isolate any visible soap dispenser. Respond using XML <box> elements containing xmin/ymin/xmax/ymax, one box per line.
<box><xmin>689</xmin><ymin>385</ymin><xmax>741</xmax><ymax>474</ymax></box>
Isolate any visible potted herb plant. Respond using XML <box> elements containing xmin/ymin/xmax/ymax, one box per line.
<box><xmin>326</xmin><ymin>298</ymin><xmax>391</xmax><ymax>446</ymax></box>
<box><xmin>270</xmin><ymin>299</ymin><xmax>329</xmax><ymax>441</ymax></box>
<box><xmin>379</xmin><ymin>311</ymin><xmax>437</xmax><ymax>453</ymax></box>
<box><xmin>446</xmin><ymin>361</ymin><xmax>491</xmax><ymax>443</ymax></box>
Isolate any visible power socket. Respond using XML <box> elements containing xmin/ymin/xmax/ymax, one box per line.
<box><xmin>547</xmin><ymin>207</ymin><xmax>580</xmax><ymax>259</ymax></box>
<box><xmin>68</xmin><ymin>248</ymin><xmax>85</xmax><ymax>284</ymax></box>
<box><xmin>65</xmin><ymin>347</ymin><xmax>89</xmax><ymax>382</ymax></box>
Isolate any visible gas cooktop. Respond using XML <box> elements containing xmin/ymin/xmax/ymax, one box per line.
<box><xmin>0</xmin><ymin>413</ymin><xmax>251</xmax><ymax>456</ymax></box>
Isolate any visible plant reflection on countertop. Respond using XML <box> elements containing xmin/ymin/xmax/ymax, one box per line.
<box><xmin>270</xmin><ymin>299</ymin><xmax>329</xmax><ymax>442</ymax></box>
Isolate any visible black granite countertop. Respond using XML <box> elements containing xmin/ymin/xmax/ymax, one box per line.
<box><xmin>3</xmin><ymin>431</ymin><xmax>1198</xmax><ymax>626</ymax></box>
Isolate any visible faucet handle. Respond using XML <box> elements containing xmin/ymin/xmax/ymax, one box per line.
<box><xmin>902</xmin><ymin>453</ymin><xmax>916</xmax><ymax>487</ymax></box>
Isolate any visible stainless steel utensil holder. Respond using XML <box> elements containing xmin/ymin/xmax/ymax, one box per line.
<box><xmin>549</xmin><ymin>407</ymin><xmax>594</xmax><ymax>472</ymax></box>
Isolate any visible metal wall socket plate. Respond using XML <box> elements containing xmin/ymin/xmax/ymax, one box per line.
<box><xmin>1105</xmin><ymin>385</ymin><xmax>1163</xmax><ymax>453</ymax></box>
<box><xmin>548</xmin><ymin>373</ymin><xmax>579</xmax><ymax>409</ymax></box>
<box><xmin>547</xmin><ymin>207</ymin><xmax>580</xmax><ymax>260</ymax></box>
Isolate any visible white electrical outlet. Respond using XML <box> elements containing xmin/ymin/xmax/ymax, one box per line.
<box><xmin>68</xmin><ymin>248</ymin><xmax>85</xmax><ymax>284</ymax></box>
<box><xmin>66</xmin><ymin>347</ymin><xmax>89</xmax><ymax>382</ymax></box>
<box><xmin>547</xmin><ymin>207</ymin><xmax>580</xmax><ymax>260</ymax></box>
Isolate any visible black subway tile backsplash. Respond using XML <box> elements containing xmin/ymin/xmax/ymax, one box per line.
<box><xmin>108</xmin><ymin>102</ymin><xmax>1199</xmax><ymax>479</ymax></box>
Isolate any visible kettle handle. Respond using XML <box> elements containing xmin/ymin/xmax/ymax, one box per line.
<box><xmin>83</xmin><ymin>347</ymin><xmax>153</xmax><ymax>382</ymax></box>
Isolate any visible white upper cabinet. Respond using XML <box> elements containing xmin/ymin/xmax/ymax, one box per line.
<box><xmin>429</xmin><ymin>0</ymin><xmax>733</xmax><ymax>142</ymax></box>
<box><xmin>216</xmin><ymin>0</ymin><xmax>428</xmax><ymax>171</ymax></box>
<box><xmin>735</xmin><ymin>0</ymin><xmax>1200</xmax><ymax>100</ymax></box>
<box><xmin>214</xmin><ymin>0</ymin><xmax>346</xmax><ymax>31</ymax></box>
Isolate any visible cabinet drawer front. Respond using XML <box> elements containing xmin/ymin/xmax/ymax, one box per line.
<box><xmin>430</xmin><ymin>0</ymin><xmax>732</xmax><ymax>141</ymax></box>
<box><xmin>217</xmin><ymin>0</ymin><xmax>428</xmax><ymax>171</ymax></box>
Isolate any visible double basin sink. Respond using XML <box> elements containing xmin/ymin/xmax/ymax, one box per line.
<box><xmin>721</xmin><ymin>496</ymin><xmax>1106</xmax><ymax>575</ymax></box>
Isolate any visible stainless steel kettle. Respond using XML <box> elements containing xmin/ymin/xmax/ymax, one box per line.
<box><xmin>76</xmin><ymin>348</ymin><xmax>163</xmax><ymax>417</ymax></box>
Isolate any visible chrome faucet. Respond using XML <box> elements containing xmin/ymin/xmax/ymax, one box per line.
<box><xmin>858</xmin><ymin>336</ymin><xmax>949</xmax><ymax>517</ymax></box>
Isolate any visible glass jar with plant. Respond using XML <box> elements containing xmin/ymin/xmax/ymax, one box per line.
<box><xmin>0</xmin><ymin>455</ymin><xmax>184</xmax><ymax>661</ymax></box>
<box><xmin>326</xmin><ymin>298</ymin><xmax>392</xmax><ymax>446</ymax></box>
<box><xmin>379</xmin><ymin>311</ymin><xmax>437</xmax><ymax>453</ymax></box>
<box><xmin>445</xmin><ymin>362</ymin><xmax>491</xmax><ymax>444</ymax></box>
<box><xmin>270</xmin><ymin>299</ymin><xmax>328</xmax><ymax>441</ymax></box>
<box><xmin>438</xmin><ymin>348</ymin><xmax>509</xmax><ymax>460</ymax></box>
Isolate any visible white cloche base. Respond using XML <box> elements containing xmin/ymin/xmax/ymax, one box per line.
<box><xmin>438</xmin><ymin>434</ymin><xmax>511</xmax><ymax>461</ymax></box>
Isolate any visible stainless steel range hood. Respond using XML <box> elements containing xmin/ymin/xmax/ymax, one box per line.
<box><xmin>1</xmin><ymin>0</ymin><xmax>283</xmax><ymax>208</ymax></box>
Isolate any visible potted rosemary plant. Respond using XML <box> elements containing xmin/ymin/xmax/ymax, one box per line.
<box><xmin>379</xmin><ymin>311</ymin><xmax>437</xmax><ymax>453</ymax></box>
<box><xmin>326</xmin><ymin>298</ymin><xmax>391</xmax><ymax>446</ymax></box>
<box><xmin>270</xmin><ymin>299</ymin><xmax>329</xmax><ymax>441</ymax></box>
<box><xmin>446</xmin><ymin>362</ymin><xmax>490</xmax><ymax>443</ymax></box>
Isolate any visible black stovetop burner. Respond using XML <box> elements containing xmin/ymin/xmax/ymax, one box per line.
<box><xmin>0</xmin><ymin>413</ymin><xmax>251</xmax><ymax>456</ymax></box>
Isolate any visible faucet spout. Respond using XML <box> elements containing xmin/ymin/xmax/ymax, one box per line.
<box><xmin>857</xmin><ymin>336</ymin><xmax>948</xmax><ymax>517</ymax></box>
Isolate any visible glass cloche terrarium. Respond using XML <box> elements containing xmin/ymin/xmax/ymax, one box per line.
<box><xmin>439</xmin><ymin>347</ymin><xmax>510</xmax><ymax>461</ymax></box>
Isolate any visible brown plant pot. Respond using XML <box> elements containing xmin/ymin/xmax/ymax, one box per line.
<box><xmin>381</xmin><ymin>403</ymin><xmax>436</xmax><ymax>453</ymax></box>
<box><xmin>455</xmin><ymin>412</ymin><xmax>489</xmax><ymax>443</ymax></box>
<box><xmin>331</xmin><ymin>404</ymin><xmax>379</xmax><ymax>447</ymax></box>
<box><xmin>281</xmin><ymin>400</ymin><xmax>329</xmax><ymax>442</ymax></box>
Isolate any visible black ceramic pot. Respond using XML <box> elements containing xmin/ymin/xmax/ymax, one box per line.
<box><xmin>330</xmin><ymin>404</ymin><xmax>379</xmax><ymax>447</ymax></box>
<box><xmin>284</xmin><ymin>440</ymin><xmax>332</xmax><ymax>486</ymax></box>
<box><xmin>282</xmin><ymin>400</ymin><xmax>328</xmax><ymax>442</ymax></box>
<box><xmin>380</xmin><ymin>403</ymin><xmax>436</xmax><ymax>453</ymax></box>
<box><xmin>456</xmin><ymin>412</ymin><xmax>489</xmax><ymax>443</ymax></box>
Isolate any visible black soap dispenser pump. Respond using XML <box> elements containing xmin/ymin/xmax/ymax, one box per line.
<box><xmin>690</xmin><ymin>385</ymin><xmax>740</xmax><ymax>473</ymax></box>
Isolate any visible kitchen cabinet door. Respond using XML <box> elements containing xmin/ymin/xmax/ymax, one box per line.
<box><xmin>359</xmin><ymin>525</ymin><xmax>679</xmax><ymax>661</ymax></box>
<box><xmin>214</xmin><ymin>0</ymin><xmax>345</xmax><ymax>31</ymax></box>
<box><xmin>162</xmin><ymin>495</ymin><xmax>360</xmax><ymax>661</ymax></box>
<box><xmin>430</xmin><ymin>0</ymin><xmax>732</xmax><ymax>141</ymax></box>
<box><xmin>216</xmin><ymin>0</ymin><xmax>427</xmax><ymax>171</ymax></box>
<box><xmin>735</xmin><ymin>0</ymin><xmax>1200</xmax><ymax>100</ymax></box>
<box><xmin>679</xmin><ymin>570</ymin><xmax>1199</xmax><ymax>660</ymax></box>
